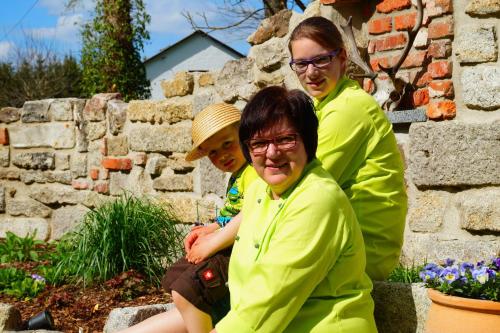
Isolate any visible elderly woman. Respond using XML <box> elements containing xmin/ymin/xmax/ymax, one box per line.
<box><xmin>213</xmin><ymin>86</ymin><xmax>377</xmax><ymax>333</ymax></box>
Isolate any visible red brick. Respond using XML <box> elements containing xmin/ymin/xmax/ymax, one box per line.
<box><xmin>428</xmin><ymin>40</ymin><xmax>452</xmax><ymax>59</ymax></box>
<box><xmin>0</xmin><ymin>128</ymin><xmax>8</xmax><ymax>145</ymax></box>
<box><xmin>375</xmin><ymin>33</ymin><xmax>407</xmax><ymax>51</ymax></box>
<box><xmin>369</xmin><ymin>17</ymin><xmax>392</xmax><ymax>35</ymax></box>
<box><xmin>428</xmin><ymin>17</ymin><xmax>454</xmax><ymax>39</ymax></box>
<box><xmin>412</xmin><ymin>88</ymin><xmax>430</xmax><ymax>107</ymax></box>
<box><xmin>436</xmin><ymin>0</ymin><xmax>453</xmax><ymax>13</ymax></box>
<box><xmin>426</xmin><ymin>100</ymin><xmax>456</xmax><ymax>120</ymax></box>
<box><xmin>428</xmin><ymin>80</ymin><xmax>454</xmax><ymax>98</ymax></box>
<box><xmin>394</xmin><ymin>12</ymin><xmax>417</xmax><ymax>31</ymax></box>
<box><xmin>72</xmin><ymin>179</ymin><xmax>91</xmax><ymax>190</ymax></box>
<box><xmin>400</xmin><ymin>50</ymin><xmax>427</xmax><ymax>69</ymax></box>
<box><xmin>428</xmin><ymin>61</ymin><xmax>452</xmax><ymax>79</ymax></box>
<box><xmin>370</xmin><ymin>57</ymin><xmax>391</xmax><ymax>72</ymax></box>
<box><xmin>363</xmin><ymin>78</ymin><xmax>375</xmax><ymax>94</ymax></box>
<box><xmin>427</xmin><ymin>0</ymin><xmax>453</xmax><ymax>17</ymax></box>
<box><xmin>102</xmin><ymin>157</ymin><xmax>132</xmax><ymax>171</ymax></box>
<box><xmin>415</xmin><ymin>71</ymin><xmax>433</xmax><ymax>87</ymax></box>
<box><xmin>94</xmin><ymin>181</ymin><xmax>109</xmax><ymax>194</ymax></box>
<box><xmin>368</xmin><ymin>40</ymin><xmax>376</xmax><ymax>54</ymax></box>
<box><xmin>376</xmin><ymin>0</ymin><xmax>411</xmax><ymax>13</ymax></box>
<box><xmin>89</xmin><ymin>168</ymin><xmax>100</xmax><ymax>180</ymax></box>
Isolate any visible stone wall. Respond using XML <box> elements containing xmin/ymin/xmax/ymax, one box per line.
<box><xmin>0</xmin><ymin>0</ymin><xmax>499</xmax><ymax>264</ymax></box>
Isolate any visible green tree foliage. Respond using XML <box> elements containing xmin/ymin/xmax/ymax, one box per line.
<box><xmin>0</xmin><ymin>54</ymin><xmax>83</xmax><ymax>108</ymax></box>
<box><xmin>80</xmin><ymin>0</ymin><xmax>151</xmax><ymax>101</ymax></box>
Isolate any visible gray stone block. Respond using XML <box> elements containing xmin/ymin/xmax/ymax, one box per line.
<box><xmin>153</xmin><ymin>173</ymin><xmax>193</xmax><ymax>192</ymax></box>
<box><xmin>109</xmin><ymin>168</ymin><xmax>154</xmax><ymax>196</ymax></box>
<box><xmin>466</xmin><ymin>0</ymin><xmax>500</xmax><ymax>15</ymax></box>
<box><xmin>49</xmin><ymin>99</ymin><xmax>73</xmax><ymax>121</ymax></box>
<box><xmin>373</xmin><ymin>282</ymin><xmax>430</xmax><ymax>333</ymax></box>
<box><xmin>55</xmin><ymin>152</ymin><xmax>70</xmax><ymax>170</ymax></box>
<box><xmin>145</xmin><ymin>153</ymin><xmax>168</xmax><ymax>176</ymax></box>
<box><xmin>216</xmin><ymin>58</ymin><xmax>259</xmax><ymax>103</ymax></box>
<box><xmin>157</xmin><ymin>193</ymin><xmax>220</xmax><ymax>224</ymax></box>
<box><xmin>454</xmin><ymin>187</ymin><xmax>500</xmax><ymax>232</ymax></box>
<box><xmin>104</xmin><ymin>304</ymin><xmax>174</xmax><ymax>333</ymax></box>
<box><xmin>128</xmin><ymin>99</ymin><xmax>193</xmax><ymax>124</ymax></box>
<box><xmin>29</xmin><ymin>184</ymin><xmax>84</xmax><ymax>205</ymax></box>
<box><xmin>12</xmin><ymin>152</ymin><xmax>55</xmax><ymax>170</ymax></box>
<box><xmin>86</xmin><ymin>122</ymin><xmax>107</xmax><ymax>141</ymax></box>
<box><xmin>408</xmin><ymin>190</ymin><xmax>449</xmax><ymax>233</ymax></box>
<box><xmin>83</xmin><ymin>93</ymin><xmax>121</xmax><ymax>122</ymax></box>
<box><xmin>401</xmin><ymin>233</ymin><xmax>500</xmax><ymax>267</ymax></box>
<box><xmin>0</xmin><ymin>186</ymin><xmax>5</xmax><ymax>213</ymax></box>
<box><xmin>0</xmin><ymin>146</ymin><xmax>9</xmax><ymax>167</ymax></box>
<box><xmin>129</xmin><ymin>124</ymin><xmax>191</xmax><ymax>153</ymax></box>
<box><xmin>249</xmin><ymin>37</ymin><xmax>287</xmax><ymax>72</ymax></box>
<box><xmin>409</xmin><ymin>121</ymin><xmax>500</xmax><ymax>187</ymax></box>
<box><xmin>22</xmin><ymin>100</ymin><xmax>51</xmax><ymax>123</ymax></box>
<box><xmin>385</xmin><ymin>109</ymin><xmax>427</xmax><ymax>124</ymax></box>
<box><xmin>455</xmin><ymin>25</ymin><xmax>498</xmax><ymax>64</ymax></box>
<box><xmin>70</xmin><ymin>153</ymin><xmax>87</xmax><ymax>178</ymax></box>
<box><xmin>0</xmin><ymin>217</ymin><xmax>49</xmax><ymax>240</ymax></box>
<box><xmin>0</xmin><ymin>303</ymin><xmax>22</xmax><ymax>331</ymax></box>
<box><xmin>166</xmin><ymin>153</ymin><xmax>195</xmax><ymax>173</ymax></box>
<box><xmin>9</xmin><ymin>123</ymin><xmax>76</xmax><ymax>149</ymax></box>
<box><xmin>199</xmin><ymin>158</ymin><xmax>228</xmax><ymax>197</ymax></box>
<box><xmin>192</xmin><ymin>88</ymin><xmax>223</xmax><ymax>116</ymax></box>
<box><xmin>461</xmin><ymin>65</ymin><xmax>500</xmax><ymax>110</ymax></box>
<box><xmin>105</xmin><ymin>136</ymin><xmax>128</xmax><ymax>156</ymax></box>
<box><xmin>0</xmin><ymin>169</ymin><xmax>20</xmax><ymax>180</ymax></box>
<box><xmin>7</xmin><ymin>197</ymin><xmax>52</xmax><ymax>218</ymax></box>
<box><xmin>107</xmin><ymin>99</ymin><xmax>127</xmax><ymax>135</ymax></box>
<box><xmin>51</xmin><ymin>204</ymin><xmax>89</xmax><ymax>239</ymax></box>
<box><xmin>0</xmin><ymin>107</ymin><xmax>21</xmax><ymax>123</ymax></box>
<box><xmin>20</xmin><ymin>170</ymin><xmax>72</xmax><ymax>185</ymax></box>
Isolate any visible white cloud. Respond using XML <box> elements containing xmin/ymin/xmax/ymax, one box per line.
<box><xmin>39</xmin><ymin>0</ymin><xmax>95</xmax><ymax>16</ymax></box>
<box><xmin>30</xmin><ymin>14</ymin><xmax>83</xmax><ymax>44</ymax></box>
<box><xmin>0</xmin><ymin>41</ymin><xmax>14</xmax><ymax>60</ymax></box>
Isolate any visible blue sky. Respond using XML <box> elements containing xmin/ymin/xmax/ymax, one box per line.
<box><xmin>0</xmin><ymin>0</ymin><xmax>259</xmax><ymax>62</ymax></box>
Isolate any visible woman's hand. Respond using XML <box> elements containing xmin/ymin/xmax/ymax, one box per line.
<box><xmin>186</xmin><ymin>233</ymin><xmax>218</xmax><ymax>264</ymax></box>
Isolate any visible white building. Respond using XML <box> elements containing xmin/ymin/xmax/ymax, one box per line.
<box><xmin>144</xmin><ymin>30</ymin><xmax>245</xmax><ymax>100</ymax></box>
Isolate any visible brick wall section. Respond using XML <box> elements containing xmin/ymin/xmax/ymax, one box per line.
<box><xmin>367</xmin><ymin>0</ymin><xmax>456</xmax><ymax>119</ymax></box>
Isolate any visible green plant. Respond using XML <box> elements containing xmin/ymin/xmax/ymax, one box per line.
<box><xmin>55</xmin><ymin>194</ymin><xmax>184</xmax><ymax>286</ymax></box>
<box><xmin>420</xmin><ymin>257</ymin><xmax>500</xmax><ymax>301</ymax></box>
<box><xmin>80</xmin><ymin>0</ymin><xmax>151</xmax><ymax>100</ymax></box>
<box><xmin>0</xmin><ymin>231</ymin><xmax>44</xmax><ymax>263</ymax></box>
<box><xmin>0</xmin><ymin>268</ymin><xmax>46</xmax><ymax>299</ymax></box>
<box><xmin>388</xmin><ymin>263</ymin><xmax>425</xmax><ymax>283</ymax></box>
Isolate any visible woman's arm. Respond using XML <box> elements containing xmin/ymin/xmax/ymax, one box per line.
<box><xmin>186</xmin><ymin>213</ymin><xmax>242</xmax><ymax>264</ymax></box>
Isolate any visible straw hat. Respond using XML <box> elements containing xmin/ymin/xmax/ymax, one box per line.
<box><xmin>185</xmin><ymin>103</ymin><xmax>241</xmax><ymax>162</ymax></box>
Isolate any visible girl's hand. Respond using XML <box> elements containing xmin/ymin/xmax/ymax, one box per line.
<box><xmin>183</xmin><ymin>223</ymin><xmax>219</xmax><ymax>252</ymax></box>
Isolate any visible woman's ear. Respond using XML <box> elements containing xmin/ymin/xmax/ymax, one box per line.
<box><xmin>338</xmin><ymin>48</ymin><xmax>348</xmax><ymax>73</ymax></box>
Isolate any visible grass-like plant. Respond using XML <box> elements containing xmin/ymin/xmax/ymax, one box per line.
<box><xmin>55</xmin><ymin>194</ymin><xmax>185</xmax><ymax>286</ymax></box>
<box><xmin>388</xmin><ymin>263</ymin><xmax>425</xmax><ymax>283</ymax></box>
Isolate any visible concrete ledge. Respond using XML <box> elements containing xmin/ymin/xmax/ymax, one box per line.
<box><xmin>385</xmin><ymin>109</ymin><xmax>427</xmax><ymax>124</ymax></box>
<box><xmin>104</xmin><ymin>303</ymin><xmax>175</xmax><ymax>333</ymax></box>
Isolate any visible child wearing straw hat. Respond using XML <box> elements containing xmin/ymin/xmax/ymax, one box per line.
<box><xmin>119</xmin><ymin>103</ymin><xmax>257</xmax><ymax>333</ymax></box>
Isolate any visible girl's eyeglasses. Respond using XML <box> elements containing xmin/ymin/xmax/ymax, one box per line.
<box><xmin>245</xmin><ymin>133</ymin><xmax>298</xmax><ymax>155</ymax></box>
<box><xmin>289</xmin><ymin>49</ymin><xmax>340</xmax><ymax>74</ymax></box>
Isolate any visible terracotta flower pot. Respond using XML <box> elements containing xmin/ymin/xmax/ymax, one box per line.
<box><xmin>425</xmin><ymin>288</ymin><xmax>500</xmax><ymax>333</ymax></box>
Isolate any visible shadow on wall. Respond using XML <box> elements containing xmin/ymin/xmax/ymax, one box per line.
<box><xmin>372</xmin><ymin>282</ymin><xmax>430</xmax><ymax>333</ymax></box>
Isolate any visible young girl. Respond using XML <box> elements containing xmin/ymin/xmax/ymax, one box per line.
<box><xmin>120</xmin><ymin>103</ymin><xmax>257</xmax><ymax>333</ymax></box>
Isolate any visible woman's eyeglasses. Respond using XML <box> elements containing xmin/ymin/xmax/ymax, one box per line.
<box><xmin>246</xmin><ymin>133</ymin><xmax>298</xmax><ymax>155</ymax></box>
<box><xmin>289</xmin><ymin>49</ymin><xmax>340</xmax><ymax>74</ymax></box>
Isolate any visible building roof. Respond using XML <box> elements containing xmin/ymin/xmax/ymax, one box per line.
<box><xmin>144</xmin><ymin>30</ymin><xmax>245</xmax><ymax>64</ymax></box>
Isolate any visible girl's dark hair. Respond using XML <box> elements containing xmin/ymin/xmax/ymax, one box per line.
<box><xmin>288</xmin><ymin>16</ymin><xmax>345</xmax><ymax>54</ymax></box>
<box><xmin>239</xmin><ymin>86</ymin><xmax>318</xmax><ymax>163</ymax></box>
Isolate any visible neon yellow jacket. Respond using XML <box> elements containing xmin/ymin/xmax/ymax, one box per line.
<box><xmin>314</xmin><ymin>76</ymin><xmax>408</xmax><ymax>281</ymax></box>
<box><xmin>216</xmin><ymin>160</ymin><xmax>377</xmax><ymax>333</ymax></box>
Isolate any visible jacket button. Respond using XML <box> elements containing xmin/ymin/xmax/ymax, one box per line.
<box><xmin>254</xmin><ymin>243</ymin><xmax>259</xmax><ymax>249</ymax></box>
<box><xmin>235</xmin><ymin>236</ymin><xmax>240</xmax><ymax>241</ymax></box>
<box><xmin>257</xmin><ymin>199</ymin><xmax>261</xmax><ymax>203</ymax></box>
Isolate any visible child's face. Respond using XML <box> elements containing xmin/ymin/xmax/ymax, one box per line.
<box><xmin>199</xmin><ymin>125</ymin><xmax>246</xmax><ymax>173</ymax></box>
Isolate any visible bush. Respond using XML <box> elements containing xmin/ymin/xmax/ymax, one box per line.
<box><xmin>55</xmin><ymin>195</ymin><xmax>184</xmax><ymax>286</ymax></box>
<box><xmin>0</xmin><ymin>231</ymin><xmax>44</xmax><ymax>263</ymax></box>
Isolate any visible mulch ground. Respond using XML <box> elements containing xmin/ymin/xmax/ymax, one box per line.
<box><xmin>0</xmin><ymin>270</ymin><xmax>172</xmax><ymax>333</ymax></box>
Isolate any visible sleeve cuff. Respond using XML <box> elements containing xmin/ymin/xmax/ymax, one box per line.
<box><xmin>215</xmin><ymin>310</ymin><xmax>256</xmax><ymax>333</ymax></box>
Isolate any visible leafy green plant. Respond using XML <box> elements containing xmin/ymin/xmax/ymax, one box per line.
<box><xmin>0</xmin><ymin>268</ymin><xmax>46</xmax><ymax>299</ymax></box>
<box><xmin>0</xmin><ymin>231</ymin><xmax>44</xmax><ymax>263</ymax></box>
<box><xmin>388</xmin><ymin>263</ymin><xmax>425</xmax><ymax>283</ymax></box>
<box><xmin>55</xmin><ymin>194</ymin><xmax>184</xmax><ymax>286</ymax></box>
